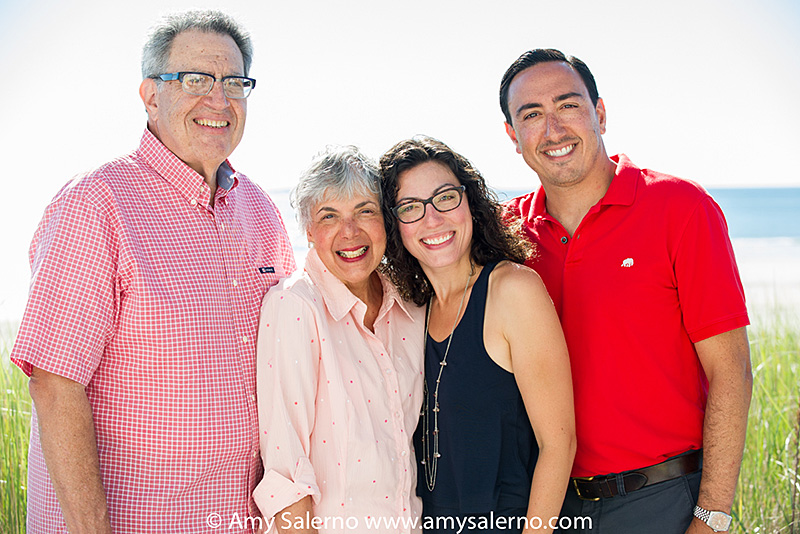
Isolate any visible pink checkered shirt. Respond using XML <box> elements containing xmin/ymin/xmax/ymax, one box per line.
<box><xmin>11</xmin><ymin>128</ymin><xmax>296</xmax><ymax>533</ymax></box>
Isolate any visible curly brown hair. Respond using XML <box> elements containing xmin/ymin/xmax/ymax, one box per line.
<box><xmin>379</xmin><ymin>136</ymin><xmax>530</xmax><ymax>306</ymax></box>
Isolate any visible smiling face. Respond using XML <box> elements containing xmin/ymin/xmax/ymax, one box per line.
<box><xmin>139</xmin><ymin>30</ymin><xmax>247</xmax><ymax>180</ymax></box>
<box><xmin>396</xmin><ymin>161</ymin><xmax>473</xmax><ymax>273</ymax></box>
<box><xmin>504</xmin><ymin>61</ymin><xmax>609</xmax><ymax>190</ymax></box>
<box><xmin>306</xmin><ymin>191</ymin><xmax>386</xmax><ymax>295</ymax></box>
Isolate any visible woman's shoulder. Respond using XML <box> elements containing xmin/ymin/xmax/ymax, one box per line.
<box><xmin>262</xmin><ymin>269</ymin><xmax>324</xmax><ymax>310</ymax></box>
<box><xmin>490</xmin><ymin>260</ymin><xmax>544</xmax><ymax>286</ymax></box>
<box><xmin>487</xmin><ymin>260</ymin><xmax>549</xmax><ymax>304</ymax></box>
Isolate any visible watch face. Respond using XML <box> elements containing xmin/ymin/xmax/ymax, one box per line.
<box><xmin>708</xmin><ymin>512</ymin><xmax>732</xmax><ymax>531</ymax></box>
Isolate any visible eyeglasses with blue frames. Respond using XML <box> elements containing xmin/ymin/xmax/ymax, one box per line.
<box><xmin>392</xmin><ymin>185</ymin><xmax>466</xmax><ymax>224</ymax></box>
<box><xmin>152</xmin><ymin>72</ymin><xmax>256</xmax><ymax>99</ymax></box>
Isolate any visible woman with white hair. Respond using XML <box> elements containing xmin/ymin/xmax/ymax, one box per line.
<box><xmin>254</xmin><ymin>146</ymin><xmax>424</xmax><ymax>533</ymax></box>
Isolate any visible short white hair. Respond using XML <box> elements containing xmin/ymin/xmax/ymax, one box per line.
<box><xmin>292</xmin><ymin>146</ymin><xmax>382</xmax><ymax>232</ymax></box>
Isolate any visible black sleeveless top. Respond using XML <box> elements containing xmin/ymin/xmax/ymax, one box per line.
<box><xmin>414</xmin><ymin>261</ymin><xmax>538</xmax><ymax>514</ymax></box>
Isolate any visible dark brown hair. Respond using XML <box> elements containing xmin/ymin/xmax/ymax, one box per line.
<box><xmin>379</xmin><ymin>136</ymin><xmax>530</xmax><ymax>306</ymax></box>
<box><xmin>499</xmin><ymin>48</ymin><xmax>599</xmax><ymax>124</ymax></box>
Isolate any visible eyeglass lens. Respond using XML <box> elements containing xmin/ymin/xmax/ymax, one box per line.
<box><xmin>396</xmin><ymin>187</ymin><xmax>463</xmax><ymax>223</ymax></box>
<box><xmin>182</xmin><ymin>73</ymin><xmax>253</xmax><ymax>98</ymax></box>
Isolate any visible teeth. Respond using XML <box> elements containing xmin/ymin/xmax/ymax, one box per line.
<box><xmin>337</xmin><ymin>246</ymin><xmax>368</xmax><ymax>259</ymax></box>
<box><xmin>545</xmin><ymin>144</ymin><xmax>575</xmax><ymax>157</ymax></box>
<box><xmin>195</xmin><ymin>119</ymin><xmax>228</xmax><ymax>128</ymax></box>
<box><xmin>422</xmin><ymin>232</ymin><xmax>454</xmax><ymax>246</ymax></box>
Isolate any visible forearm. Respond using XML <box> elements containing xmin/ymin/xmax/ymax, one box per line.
<box><xmin>696</xmin><ymin>369</ymin><xmax>752</xmax><ymax>511</ymax></box>
<box><xmin>29</xmin><ymin>367</ymin><xmax>112</xmax><ymax>534</ymax></box>
<box><xmin>691</xmin><ymin>327</ymin><xmax>752</xmax><ymax>525</ymax></box>
<box><xmin>275</xmin><ymin>496</ymin><xmax>318</xmax><ymax>534</ymax></box>
<box><xmin>524</xmin><ymin>441</ymin><xmax>576</xmax><ymax>531</ymax></box>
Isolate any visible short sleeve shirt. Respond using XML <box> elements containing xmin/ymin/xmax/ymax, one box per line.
<box><xmin>11</xmin><ymin>128</ymin><xmax>296</xmax><ymax>533</ymax></box>
<box><xmin>504</xmin><ymin>154</ymin><xmax>749</xmax><ymax>477</ymax></box>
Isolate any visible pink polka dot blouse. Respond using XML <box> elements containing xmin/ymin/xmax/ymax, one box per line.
<box><xmin>254</xmin><ymin>249</ymin><xmax>424</xmax><ymax>532</ymax></box>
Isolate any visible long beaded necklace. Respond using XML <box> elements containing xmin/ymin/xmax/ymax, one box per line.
<box><xmin>420</xmin><ymin>262</ymin><xmax>475</xmax><ymax>491</ymax></box>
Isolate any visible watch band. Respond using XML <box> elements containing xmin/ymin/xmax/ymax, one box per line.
<box><xmin>693</xmin><ymin>505</ymin><xmax>732</xmax><ymax>532</ymax></box>
<box><xmin>694</xmin><ymin>505</ymin><xmax>712</xmax><ymax>523</ymax></box>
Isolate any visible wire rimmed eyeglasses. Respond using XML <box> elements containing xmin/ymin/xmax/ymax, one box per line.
<box><xmin>152</xmin><ymin>71</ymin><xmax>256</xmax><ymax>99</ymax></box>
<box><xmin>391</xmin><ymin>185</ymin><xmax>466</xmax><ymax>224</ymax></box>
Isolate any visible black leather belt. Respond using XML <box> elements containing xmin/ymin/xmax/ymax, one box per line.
<box><xmin>571</xmin><ymin>450</ymin><xmax>702</xmax><ymax>501</ymax></box>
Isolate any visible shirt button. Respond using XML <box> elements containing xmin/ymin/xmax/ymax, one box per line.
<box><xmin>190</xmin><ymin>199</ymin><xmax>198</xmax><ymax>206</ymax></box>
<box><xmin>401</xmin><ymin>450</ymin><xmax>408</xmax><ymax>457</ymax></box>
<box><xmin>394</xmin><ymin>411</ymin><xmax>401</xmax><ymax>418</ymax></box>
<box><xmin>561</xmin><ymin>236</ymin><xmax>568</xmax><ymax>244</ymax></box>
<box><xmin>242</xmin><ymin>335</ymin><xmax>248</xmax><ymax>343</ymax></box>
<box><xmin>220</xmin><ymin>223</ymin><xmax>225</xmax><ymax>230</ymax></box>
<box><xmin>250</xmin><ymin>394</ymin><xmax>256</xmax><ymax>402</ymax></box>
<box><xmin>385</xmin><ymin>368</ymin><xmax>392</xmax><ymax>374</ymax></box>
<box><xmin>252</xmin><ymin>450</ymin><xmax>258</xmax><ymax>458</ymax></box>
<box><xmin>233</xmin><ymin>279</ymin><xmax>238</xmax><ymax>287</ymax></box>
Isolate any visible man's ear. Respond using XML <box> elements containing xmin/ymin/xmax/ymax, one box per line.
<box><xmin>504</xmin><ymin>122</ymin><xmax>522</xmax><ymax>155</ymax></box>
<box><xmin>595</xmin><ymin>97</ymin><xmax>607</xmax><ymax>135</ymax></box>
<box><xmin>139</xmin><ymin>78</ymin><xmax>159</xmax><ymax>119</ymax></box>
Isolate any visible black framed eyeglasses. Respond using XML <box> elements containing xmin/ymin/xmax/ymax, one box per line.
<box><xmin>392</xmin><ymin>185</ymin><xmax>466</xmax><ymax>224</ymax></box>
<box><xmin>152</xmin><ymin>71</ymin><xmax>256</xmax><ymax>99</ymax></box>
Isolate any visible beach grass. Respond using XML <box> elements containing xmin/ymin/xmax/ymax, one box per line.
<box><xmin>1</xmin><ymin>317</ymin><xmax>798</xmax><ymax>533</ymax></box>
<box><xmin>735</xmin><ymin>313</ymin><xmax>800</xmax><ymax>533</ymax></box>
<box><xmin>1</xmin><ymin>321</ymin><xmax>29</xmax><ymax>534</ymax></box>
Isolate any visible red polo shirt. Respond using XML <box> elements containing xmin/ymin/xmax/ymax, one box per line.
<box><xmin>504</xmin><ymin>154</ymin><xmax>748</xmax><ymax>477</ymax></box>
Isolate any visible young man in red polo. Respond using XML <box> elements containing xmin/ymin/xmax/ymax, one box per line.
<box><xmin>501</xmin><ymin>49</ymin><xmax>751</xmax><ymax>534</ymax></box>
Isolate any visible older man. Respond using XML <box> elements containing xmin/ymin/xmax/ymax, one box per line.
<box><xmin>501</xmin><ymin>49</ymin><xmax>752</xmax><ymax>533</ymax></box>
<box><xmin>11</xmin><ymin>10</ymin><xmax>295</xmax><ymax>534</ymax></box>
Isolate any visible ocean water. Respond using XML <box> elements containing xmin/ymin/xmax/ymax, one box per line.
<box><xmin>706</xmin><ymin>188</ymin><xmax>800</xmax><ymax>320</ymax></box>
<box><xmin>497</xmin><ymin>187</ymin><xmax>800</xmax><ymax>239</ymax></box>
<box><xmin>274</xmin><ymin>186</ymin><xmax>800</xmax><ymax>247</ymax></box>
<box><xmin>709</xmin><ymin>188</ymin><xmax>800</xmax><ymax>239</ymax></box>
<box><xmin>271</xmin><ymin>187</ymin><xmax>800</xmax><ymax>321</ymax></box>
<box><xmin>2</xmin><ymin>187</ymin><xmax>796</xmax><ymax>324</ymax></box>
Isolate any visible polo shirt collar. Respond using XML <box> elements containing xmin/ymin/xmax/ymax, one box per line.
<box><xmin>529</xmin><ymin>153</ymin><xmax>640</xmax><ymax>221</ymax></box>
<box><xmin>601</xmin><ymin>154</ymin><xmax>639</xmax><ymax>207</ymax></box>
<box><xmin>303</xmin><ymin>248</ymin><xmax>416</xmax><ymax>323</ymax></box>
<box><xmin>137</xmin><ymin>128</ymin><xmax>240</xmax><ymax>206</ymax></box>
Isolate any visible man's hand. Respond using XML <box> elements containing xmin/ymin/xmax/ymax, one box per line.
<box><xmin>29</xmin><ymin>366</ymin><xmax>112</xmax><ymax>534</ymax></box>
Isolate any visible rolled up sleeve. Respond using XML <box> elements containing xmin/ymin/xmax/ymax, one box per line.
<box><xmin>254</xmin><ymin>287</ymin><xmax>322</xmax><ymax>519</ymax></box>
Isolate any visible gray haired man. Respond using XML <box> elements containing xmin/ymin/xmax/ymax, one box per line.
<box><xmin>11</xmin><ymin>10</ymin><xmax>295</xmax><ymax>533</ymax></box>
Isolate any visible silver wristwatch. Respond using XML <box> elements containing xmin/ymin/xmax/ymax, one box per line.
<box><xmin>693</xmin><ymin>505</ymin><xmax>732</xmax><ymax>532</ymax></box>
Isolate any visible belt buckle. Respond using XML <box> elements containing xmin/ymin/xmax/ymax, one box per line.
<box><xmin>572</xmin><ymin>476</ymin><xmax>601</xmax><ymax>501</ymax></box>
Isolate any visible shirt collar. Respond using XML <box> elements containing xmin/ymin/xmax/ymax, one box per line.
<box><xmin>529</xmin><ymin>153</ymin><xmax>640</xmax><ymax>220</ymax></box>
<box><xmin>137</xmin><ymin>128</ymin><xmax>240</xmax><ymax>206</ymax></box>
<box><xmin>601</xmin><ymin>154</ymin><xmax>639</xmax><ymax>207</ymax></box>
<box><xmin>303</xmin><ymin>248</ymin><xmax>416</xmax><ymax>323</ymax></box>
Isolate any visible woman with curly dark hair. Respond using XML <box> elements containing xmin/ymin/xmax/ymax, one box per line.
<box><xmin>380</xmin><ymin>136</ymin><xmax>575</xmax><ymax>533</ymax></box>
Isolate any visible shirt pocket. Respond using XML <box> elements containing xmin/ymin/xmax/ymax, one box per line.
<box><xmin>242</xmin><ymin>265</ymin><xmax>281</xmax><ymax>307</ymax></box>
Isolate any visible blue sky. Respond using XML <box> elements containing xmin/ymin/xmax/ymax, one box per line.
<box><xmin>0</xmin><ymin>0</ymin><xmax>798</xmax><ymax>319</ymax></box>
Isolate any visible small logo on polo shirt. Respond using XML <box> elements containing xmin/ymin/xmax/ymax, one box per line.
<box><xmin>258</xmin><ymin>267</ymin><xmax>276</xmax><ymax>274</ymax></box>
<box><xmin>621</xmin><ymin>258</ymin><xmax>634</xmax><ymax>268</ymax></box>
